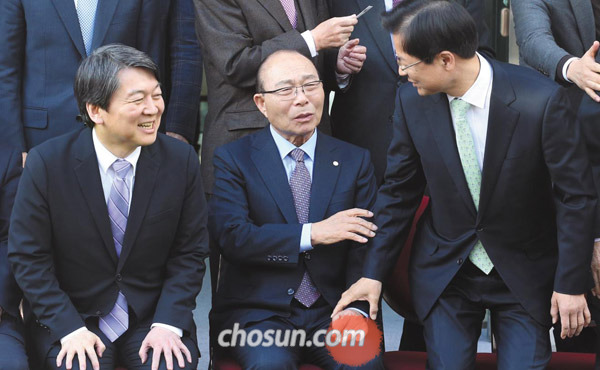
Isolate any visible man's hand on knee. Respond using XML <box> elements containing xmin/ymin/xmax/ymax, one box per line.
<box><xmin>139</xmin><ymin>326</ymin><xmax>192</xmax><ymax>370</ymax></box>
<box><xmin>550</xmin><ymin>291</ymin><xmax>591</xmax><ymax>339</ymax></box>
<box><xmin>56</xmin><ymin>329</ymin><xmax>105</xmax><ymax>370</ymax></box>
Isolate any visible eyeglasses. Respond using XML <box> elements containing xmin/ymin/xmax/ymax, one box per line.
<box><xmin>259</xmin><ymin>80</ymin><xmax>323</xmax><ymax>101</ymax></box>
<box><xmin>395</xmin><ymin>56</ymin><xmax>423</xmax><ymax>71</ymax></box>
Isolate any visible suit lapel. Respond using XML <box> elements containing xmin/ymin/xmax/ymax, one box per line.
<box><xmin>570</xmin><ymin>0</ymin><xmax>595</xmax><ymax>53</ymax></box>
<box><xmin>117</xmin><ymin>144</ymin><xmax>160</xmax><ymax>271</ymax></box>
<box><xmin>309</xmin><ymin>134</ymin><xmax>340</xmax><ymax>222</ymax></box>
<box><xmin>50</xmin><ymin>0</ymin><xmax>87</xmax><ymax>58</ymax></box>
<box><xmin>73</xmin><ymin>130</ymin><xmax>118</xmax><ymax>264</ymax></box>
<box><xmin>356</xmin><ymin>0</ymin><xmax>397</xmax><ymax>74</ymax></box>
<box><xmin>91</xmin><ymin>0</ymin><xmax>120</xmax><ymax>50</ymax></box>
<box><xmin>256</xmin><ymin>0</ymin><xmax>295</xmax><ymax>32</ymax></box>
<box><xmin>251</xmin><ymin>128</ymin><xmax>299</xmax><ymax>224</ymax></box>
<box><xmin>424</xmin><ymin>94</ymin><xmax>477</xmax><ymax>216</ymax></box>
<box><xmin>477</xmin><ymin>60</ymin><xmax>519</xmax><ymax>219</ymax></box>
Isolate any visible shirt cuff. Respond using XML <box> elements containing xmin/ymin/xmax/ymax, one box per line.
<box><xmin>562</xmin><ymin>57</ymin><xmax>579</xmax><ymax>84</ymax></box>
<box><xmin>336</xmin><ymin>72</ymin><xmax>351</xmax><ymax>89</ymax></box>
<box><xmin>152</xmin><ymin>323</ymin><xmax>183</xmax><ymax>337</ymax></box>
<box><xmin>302</xmin><ymin>31</ymin><xmax>318</xmax><ymax>57</ymax></box>
<box><xmin>595</xmin><ymin>238</ymin><xmax>600</xmax><ymax>243</ymax></box>
<box><xmin>300</xmin><ymin>223</ymin><xmax>314</xmax><ymax>253</ymax></box>
<box><xmin>346</xmin><ymin>307</ymin><xmax>369</xmax><ymax>318</ymax></box>
<box><xmin>60</xmin><ymin>327</ymin><xmax>87</xmax><ymax>344</ymax></box>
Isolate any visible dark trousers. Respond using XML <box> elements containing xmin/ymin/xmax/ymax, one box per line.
<box><xmin>219</xmin><ymin>298</ymin><xmax>384</xmax><ymax>370</ymax></box>
<box><xmin>422</xmin><ymin>260</ymin><xmax>551</xmax><ymax>370</ymax></box>
<box><xmin>0</xmin><ymin>313</ymin><xmax>29</xmax><ymax>370</ymax></box>
<box><xmin>44</xmin><ymin>317</ymin><xmax>198</xmax><ymax>370</ymax></box>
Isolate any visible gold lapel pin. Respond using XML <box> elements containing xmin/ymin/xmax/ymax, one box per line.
<box><xmin>333</xmin><ymin>161</ymin><xmax>339</xmax><ymax>167</ymax></box>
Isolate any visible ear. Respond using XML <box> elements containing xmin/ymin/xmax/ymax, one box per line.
<box><xmin>439</xmin><ymin>51</ymin><xmax>455</xmax><ymax>70</ymax></box>
<box><xmin>87</xmin><ymin>103</ymin><xmax>105</xmax><ymax>125</ymax></box>
<box><xmin>253</xmin><ymin>93</ymin><xmax>268</xmax><ymax>118</ymax></box>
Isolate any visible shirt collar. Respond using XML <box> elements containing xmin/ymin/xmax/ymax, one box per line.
<box><xmin>447</xmin><ymin>52</ymin><xmax>493</xmax><ymax>109</ymax></box>
<box><xmin>92</xmin><ymin>127</ymin><xmax>141</xmax><ymax>175</ymax></box>
<box><xmin>269</xmin><ymin>125</ymin><xmax>317</xmax><ymax>162</ymax></box>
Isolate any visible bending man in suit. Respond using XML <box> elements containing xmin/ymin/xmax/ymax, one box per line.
<box><xmin>209</xmin><ymin>50</ymin><xmax>383</xmax><ymax>369</ymax></box>
<box><xmin>512</xmin><ymin>0</ymin><xmax>600</xmax><ymax>104</ymax></box>
<box><xmin>0</xmin><ymin>148</ymin><xmax>27</xmax><ymax>370</ymax></box>
<box><xmin>334</xmin><ymin>1</ymin><xmax>598</xmax><ymax>368</ymax></box>
<box><xmin>0</xmin><ymin>0</ymin><xmax>202</xmax><ymax>162</ymax></box>
<box><xmin>8</xmin><ymin>44</ymin><xmax>209</xmax><ymax>370</ymax></box>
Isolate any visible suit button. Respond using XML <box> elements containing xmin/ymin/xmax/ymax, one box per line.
<box><xmin>267</xmin><ymin>255</ymin><xmax>272</xmax><ymax>261</ymax></box>
<box><xmin>457</xmin><ymin>258</ymin><xmax>463</xmax><ymax>265</ymax></box>
<box><xmin>287</xmin><ymin>288</ymin><xmax>295</xmax><ymax>295</ymax></box>
<box><xmin>116</xmin><ymin>274</ymin><xmax>122</xmax><ymax>282</ymax></box>
<box><xmin>305</xmin><ymin>253</ymin><xmax>311</xmax><ymax>260</ymax></box>
<box><xmin>283</xmin><ymin>256</ymin><xmax>289</xmax><ymax>262</ymax></box>
<box><xmin>96</xmin><ymin>310</ymin><xmax>102</xmax><ymax>315</ymax></box>
<box><xmin>277</xmin><ymin>256</ymin><xmax>283</xmax><ymax>262</ymax></box>
<box><xmin>476</xmin><ymin>226</ymin><xmax>484</xmax><ymax>232</ymax></box>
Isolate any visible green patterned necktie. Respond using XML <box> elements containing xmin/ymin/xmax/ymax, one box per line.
<box><xmin>450</xmin><ymin>98</ymin><xmax>493</xmax><ymax>274</ymax></box>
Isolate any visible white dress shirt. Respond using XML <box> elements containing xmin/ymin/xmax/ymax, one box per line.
<box><xmin>446</xmin><ymin>52</ymin><xmax>494</xmax><ymax>171</ymax></box>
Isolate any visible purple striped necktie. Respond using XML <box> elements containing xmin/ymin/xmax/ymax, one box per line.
<box><xmin>289</xmin><ymin>148</ymin><xmax>321</xmax><ymax>307</ymax></box>
<box><xmin>99</xmin><ymin>159</ymin><xmax>130</xmax><ymax>342</ymax></box>
<box><xmin>392</xmin><ymin>0</ymin><xmax>403</xmax><ymax>8</ymax></box>
<box><xmin>280</xmin><ymin>0</ymin><xmax>298</xmax><ymax>29</ymax></box>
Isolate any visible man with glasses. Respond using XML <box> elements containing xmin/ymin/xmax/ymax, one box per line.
<box><xmin>208</xmin><ymin>50</ymin><xmax>383</xmax><ymax>369</ymax></box>
<box><xmin>333</xmin><ymin>1</ymin><xmax>597</xmax><ymax>368</ymax></box>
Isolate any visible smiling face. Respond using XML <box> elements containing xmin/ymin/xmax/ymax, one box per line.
<box><xmin>393</xmin><ymin>33</ymin><xmax>448</xmax><ymax>96</ymax></box>
<box><xmin>253</xmin><ymin>52</ymin><xmax>324</xmax><ymax>146</ymax></box>
<box><xmin>90</xmin><ymin>67</ymin><xmax>164</xmax><ymax>157</ymax></box>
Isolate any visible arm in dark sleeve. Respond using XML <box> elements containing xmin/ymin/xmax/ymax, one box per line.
<box><xmin>163</xmin><ymin>0</ymin><xmax>203</xmax><ymax>142</ymax></box>
<box><xmin>578</xmin><ymin>94</ymin><xmax>600</xmax><ymax>237</ymax></box>
<box><xmin>543</xmin><ymin>87</ymin><xmax>597</xmax><ymax>294</ymax></box>
<box><xmin>362</xmin><ymin>87</ymin><xmax>426</xmax><ymax>282</ymax></box>
<box><xmin>193</xmin><ymin>0</ymin><xmax>311</xmax><ymax>88</ymax></box>
<box><xmin>0</xmin><ymin>0</ymin><xmax>26</xmax><ymax>151</ymax></box>
<box><xmin>0</xmin><ymin>149</ymin><xmax>22</xmax><ymax>318</ymax></box>
<box><xmin>8</xmin><ymin>149</ymin><xmax>84</xmax><ymax>342</ymax></box>
<box><xmin>153</xmin><ymin>146</ymin><xmax>209</xmax><ymax>335</ymax></box>
<box><xmin>208</xmin><ymin>146</ymin><xmax>303</xmax><ymax>267</ymax></box>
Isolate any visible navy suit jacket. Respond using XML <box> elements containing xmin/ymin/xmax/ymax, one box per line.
<box><xmin>209</xmin><ymin>127</ymin><xmax>377</xmax><ymax>330</ymax></box>
<box><xmin>363</xmin><ymin>58</ymin><xmax>597</xmax><ymax>326</ymax></box>
<box><xmin>0</xmin><ymin>0</ymin><xmax>202</xmax><ymax>151</ymax></box>
<box><xmin>8</xmin><ymin>129</ymin><xmax>209</xmax><ymax>350</ymax></box>
<box><xmin>0</xmin><ymin>148</ymin><xmax>22</xmax><ymax>319</ymax></box>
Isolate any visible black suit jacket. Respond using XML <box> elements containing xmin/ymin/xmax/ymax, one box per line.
<box><xmin>209</xmin><ymin>127</ymin><xmax>377</xmax><ymax>330</ymax></box>
<box><xmin>194</xmin><ymin>0</ymin><xmax>337</xmax><ymax>194</ymax></box>
<box><xmin>0</xmin><ymin>0</ymin><xmax>202</xmax><ymax>150</ymax></box>
<box><xmin>327</xmin><ymin>0</ymin><xmax>492</xmax><ymax>185</ymax></box>
<box><xmin>363</xmin><ymin>58</ymin><xmax>597</xmax><ymax>326</ymax></box>
<box><xmin>8</xmin><ymin>129</ymin><xmax>209</xmax><ymax>348</ymax></box>
<box><xmin>0</xmin><ymin>148</ymin><xmax>22</xmax><ymax>319</ymax></box>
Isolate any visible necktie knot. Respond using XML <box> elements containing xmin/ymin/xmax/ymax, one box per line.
<box><xmin>450</xmin><ymin>98</ymin><xmax>471</xmax><ymax>119</ymax></box>
<box><xmin>290</xmin><ymin>148</ymin><xmax>305</xmax><ymax>163</ymax></box>
<box><xmin>112</xmin><ymin>159</ymin><xmax>131</xmax><ymax>180</ymax></box>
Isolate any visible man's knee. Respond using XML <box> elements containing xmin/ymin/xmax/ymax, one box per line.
<box><xmin>0</xmin><ymin>354</ymin><xmax>28</xmax><ymax>370</ymax></box>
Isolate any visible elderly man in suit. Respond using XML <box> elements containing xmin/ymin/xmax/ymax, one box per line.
<box><xmin>512</xmin><ymin>0</ymin><xmax>600</xmax><ymax>105</ymax></box>
<box><xmin>194</xmin><ymin>0</ymin><xmax>367</xmax><ymax>195</ymax></box>
<box><xmin>8</xmin><ymin>44</ymin><xmax>209</xmax><ymax>370</ymax></box>
<box><xmin>0</xmin><ymin>0</ymin><xmax>202</xmax><ymax>163</ymax></box>
<box><xmin>334</xmin><ymin>1</ymin><xmax>598</xmax><ymax>368</ymax></box>
<box><xmin>0</xmin><ymin>148</ymin><xmax>27</xmax><ymax>370</ymax></box>
<box><xmin>209</xmin><ymin>50</ymin><xmax>383</xmax><ymax>369</ymax></box>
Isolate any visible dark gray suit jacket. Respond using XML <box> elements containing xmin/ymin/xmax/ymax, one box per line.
<box><xmin>194</xmin><ymin>0</ymin><xmax>336</xmax><ymax>194</ymax></box>
<box><xmin>512</xmin><ymin>0</ymin><xmax>594</xmax><ymax>81</ymax></box>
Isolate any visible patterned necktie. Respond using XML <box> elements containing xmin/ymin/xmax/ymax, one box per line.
<box><xmin>450</xmin><ymin>99</ymin><xmax>493</xmax><ymax>275</ymax></box>
<box><xmin>392</xmin><ymin>0</ymin><xmax>403</xmax><ymax>8</ymax></box>
<box><xmin>280</xmin><ymin>0</ymin><xmax>298</xmax><ymax>29</ymax></box>
<box><xmin>289</xmin><ymin>148</ymin><xmax>320</xmax><ymax>307</ymax></box>
<box><xmin>99</xmin><ymin>159</ymin><xmax>131</xmax><ymax>342</ymax></box>
<box><xmin>76</xmin><ymin>0</ymin><xmax>99</xmax><ymax>55</ymax></box>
